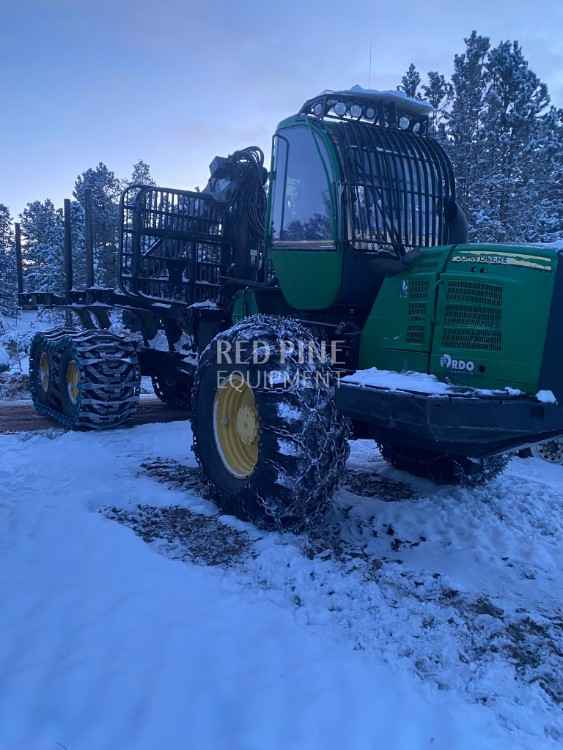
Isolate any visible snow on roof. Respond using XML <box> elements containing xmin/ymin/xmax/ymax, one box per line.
<box><xmin>319</xmin><ymin>85</ymin><xmax>433</xmax><ymax>117</ymax></box>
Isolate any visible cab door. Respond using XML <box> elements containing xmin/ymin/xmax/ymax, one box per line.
<box><xmin>268</xmin><ymin>123</ymin><xmax>342</xmax><ymax>310</ymax></box>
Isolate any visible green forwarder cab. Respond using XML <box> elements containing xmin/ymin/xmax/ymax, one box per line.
<box><xmin>259</xmin><ymin>89</ymin><xmax>563</xmax><ymax>470</ymax></box>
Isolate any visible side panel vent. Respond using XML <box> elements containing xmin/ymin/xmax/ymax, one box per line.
<box><xmin>408</xmin><ymin>302</ymin><xmax>427</xmax><ymax>321</ymax></box>
<box><xmin>406</xmin><ymin>325</ymin><xmax>426</xmax><ymax>344</ymax></box>
<box><xmin>408</xmin><ymin>279</ymin><xmax>430</xmax><ymax>300</ymax></box>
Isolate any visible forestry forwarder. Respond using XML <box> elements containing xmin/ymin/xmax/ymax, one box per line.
<box><xmin>20</xmin><ymin>87</ymin><xmax>563</xmax><ymax>529</ymax></box>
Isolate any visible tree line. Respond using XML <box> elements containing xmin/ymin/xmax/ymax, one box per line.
<box><xmin>1</xmin><ymin>31</ymin><xmax>563</xmax><ymax>315</ymax></box>
<box><xmin>0</xmin><ymin>160</ymin><xmax>155</xmax><ymax>314</ymax></box>
<box><xmin>398</xmin><ymin>31</ymin><xmax>563</xmax><ymax>244</ymax></box>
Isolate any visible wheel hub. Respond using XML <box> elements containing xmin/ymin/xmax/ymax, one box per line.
<box><xmin>213</xmin><ymin>375</ymin><xmax>259</xmax><ymax>478</ymax></box>
<box><xmin>235</xmin><ymin>404</ymin><xmax>258</xmax><ymax>445</ymax></box>
<box><xmin>66</xmin><ymin>360</ymin><xmax>80</xmax><ymax>405</ymax></box>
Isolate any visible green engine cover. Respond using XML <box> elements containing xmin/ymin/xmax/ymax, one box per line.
<box><xmin>360</xmin><ymin>244</ymin><xmax>558</xmax><ymax>394</ymax></box>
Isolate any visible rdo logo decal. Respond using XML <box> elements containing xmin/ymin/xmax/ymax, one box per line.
<box><xmin>440</xmin><ymin>353</ymin><xmax>476</xmax><ymax>373</ymax></box>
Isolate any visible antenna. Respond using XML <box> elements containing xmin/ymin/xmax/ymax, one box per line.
<box><xmin>369</xmin><ymin>42</ymin><xmax>373</xmax><ymax>88</ymax></box>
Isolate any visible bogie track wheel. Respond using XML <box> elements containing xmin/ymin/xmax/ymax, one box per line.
<box><xmin>30</xmin><ymin>327</ymin><xmax>76</xmax><ymax>412</ymax></box>
<box><xmin>191</xmin><ymin>315</ymin><xmax>349</xmax><ymax>530</ymax></box>
<box><xmin>29</xmin><ymin>328</ymin><xmax>141</xmax><ymax>430</ymax></box>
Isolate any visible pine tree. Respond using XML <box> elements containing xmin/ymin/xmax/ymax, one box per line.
<box><xmin>476</xmin><ymin>40</ymin><xmax>550</xmax><ymax>241</ymax></box>
<box><xmin>129</xmin><ymin>160</ymin><xmax>156</xmax><ymax>186</ymax></box>
<box><xmin>527</xmin><ymin>107</ymin><xmax>563</xmax><ymax>243</ymax></box>
<box><xmin>70</xmin><ymin>200</ymin><xmax>87</xmax><ymax>287</ymax></box>
<box><xmin>398</xmin><ymin>63</ymin><xmax>421</xmax><ymax>99</ymax></box>
<box><xmin>0</xmin><ymin>204</ymin><xmax>16</xmax><ymax>314</ymax></box>
<box><xmin>422</xmin><ymin>71</ymin><xmax>452</xmax><ymax>137</ymax></box>
<box><xmin>20</xmin><ymin>200</ymin><xmax>64</xmax><ymax>293</ymax></box>
<box><xmin>74</xmin><ymin>163</ymin><xmax>121</xmax><ymax>288</ymax></box>
<box><xmin>446</xmin><ymin>31</ymin><xmax>491</xmax><ymax>217</ymax></box>
<box><xmin>399</xmin><ymin>32</ymin><xmax>563</xmax><ymax>245</ymax></box>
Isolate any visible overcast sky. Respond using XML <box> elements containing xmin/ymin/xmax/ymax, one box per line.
<box><xmin>1</xmin><ymin>0</ymin><xmax>562</xmax><ymax>218</ymax></box>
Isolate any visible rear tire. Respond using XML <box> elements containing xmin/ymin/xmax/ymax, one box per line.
<box><xmin>377</xmin><ymin>440</ymin><xmax>509</xmax><ymax>485</ymax></box>
<box><xmin>192</xmin><ymin>315</ymin><xmax>349</xmax><ymax>530</ymax></box>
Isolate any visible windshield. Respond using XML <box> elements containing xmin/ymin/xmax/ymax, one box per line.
<box><xmin>271</xmin><ymin>126</ymin><xmax>334</xmax><ymax>245</ymax></box>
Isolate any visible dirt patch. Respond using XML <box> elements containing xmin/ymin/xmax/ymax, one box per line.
<box><xmin>101</xmin><ymin>504</ymin><xmax>253</xmax><ymax>568</ymax></box>
<box><xmin>442</xmin><ymin>588</ymin><xmax>563</xmax><ymax>705</ymax></box>
<box><xmin>139</xmin><ymin>457</ymin><xmax>207</xmax><ymax>493</ymax></box>
<box><xmin>342</xmin><ymin>467</ymin><xmax>414</xmax><ymax>501</ymax></box>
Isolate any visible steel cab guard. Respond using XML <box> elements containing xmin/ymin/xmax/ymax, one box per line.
<box><xmin>267</xmin><ymin>86</ymin><xmax>466</xmax><ymax>311</ymax></box>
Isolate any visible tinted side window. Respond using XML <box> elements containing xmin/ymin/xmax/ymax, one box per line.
<box><xmin>271</xmin><ymin>135</ymin><xmax>288</xmax><ymax>241</ymax></box>
<box><xmin>272</xmin><ymin>127</ymin><xmax>333</xmax><ymax>244</ymax></box>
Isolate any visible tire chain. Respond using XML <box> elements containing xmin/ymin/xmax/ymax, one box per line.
<box><xmin>192</xmin><ymin>315</ymin><xmax>350</xmax><ymax>530</ymax></box>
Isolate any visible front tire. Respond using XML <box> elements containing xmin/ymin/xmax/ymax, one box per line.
<box><xmin>191</xmin><ymin>315</ymin><xmax>349</xmax><ymax>530</ymax></box>
<box><xmin>378</xmin><ymin>440</ymin><xmax>509</xmax><ymax>485</ymax></box>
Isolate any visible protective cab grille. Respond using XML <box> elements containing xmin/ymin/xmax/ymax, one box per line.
<box><xmin>324</xmin><ymin>121</ymin><xmax>456</xmax><ymax>254</ymax></box>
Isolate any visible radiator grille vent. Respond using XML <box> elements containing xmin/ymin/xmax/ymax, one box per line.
<box><xmin>443</xmin><ymin>304</ymin><xmax>501</xmax><ymax>329</ymax></box>
<box><xmin>446</xmin><ymin>280</ymin><xmax>503</xmax><ymax>307</ymax></box>
<box><xmin>442</xmin><ymin>279</ymin><xmax>504</xmax><ymax>352</ymax></box>
<box><xmin>442</xmin><ymin>329</ymin><xmax>502</xmax><ymax>351</ymax></box>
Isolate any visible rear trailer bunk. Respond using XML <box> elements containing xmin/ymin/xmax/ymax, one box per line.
<box><xmin>19</xmin><ymin>148</ymin><xmax>270</xmax><ymax>428</ymax></box>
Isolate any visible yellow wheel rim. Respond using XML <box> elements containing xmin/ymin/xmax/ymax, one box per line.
<box><xmin>39</xmin><ymin>351</ymin><xmax>50</xmax><ymax>393</ymax></box>
<box><xmin>213</xmin><ymin>374</ymin><xmax>259</xmax><ymax>478</ymax></box>
<box><xmin>66</xmin><ymin>360</ymin><xmax>80</xmax><ymax>405</ymax></box>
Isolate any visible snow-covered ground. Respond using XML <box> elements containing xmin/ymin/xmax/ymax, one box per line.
<box><xmin>0</xmin><ymin>310</ymin><xmax>63</xmax><ymax>400</ymax></box>
<box><xmin>0</xmin><ymin>311</ymin><xmax>155</xmax><ymax>400</ymax></box>
<box><xmin>1</xmin><ymin>420</ymin><xmax>563</xmax><ymax>749</ymax></box>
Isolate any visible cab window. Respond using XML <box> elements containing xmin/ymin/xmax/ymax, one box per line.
<box><xmin>271</xmin><ymin>127</ymin><xmax>333</xmax><ymax>245</ymax></box>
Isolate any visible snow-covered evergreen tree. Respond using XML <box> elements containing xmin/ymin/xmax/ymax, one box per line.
<box><xmin>473</xmin><ymin>40</ymin><xmax>550</xmax><ymax>241</ymax></box>
<box><xmin>74</xmin><ymin>163</ymin><xmax>121</xmax><ymax>288</ymax></box>
<box><xmin>129</xmin><ymin>160</ymin><xmax>156</xmax><ymax>187</ymax></box>
<box><xmin>527</xmin><ymin>107</ymin><xmax>563</xmax><ymax>243</ymax></box>
<box><xmin>0</xmin><ymin>204</ymin><xmax>16</xmax><ymax>314</ymax></box>
<box><xmin>422</xmin><ymin>71</ymin><xmax>452</xmax><ymax>138</ymax></box>
<box><xmin>400</xmin><ymin>31</ymin><xmax>563</xmax><ymax>245</ymax></box>
<box><xmin>446</xmin><ymin>32</ymin><xmax>491</xmax><ymax>217</ymax></box>
<box><xmin>70</xmin><ymin>200</ymin><xmax>86</xmax><ymax>287</ymax></box>
<box><xmin>398</xmin><ymin>63</ymin><xmax>421</xmax><ymax>99</ymax></box>
<box><xmin>20</xmin><ymin>200</ymin><xmax>64</xmax><ymax>293</ymax></box>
